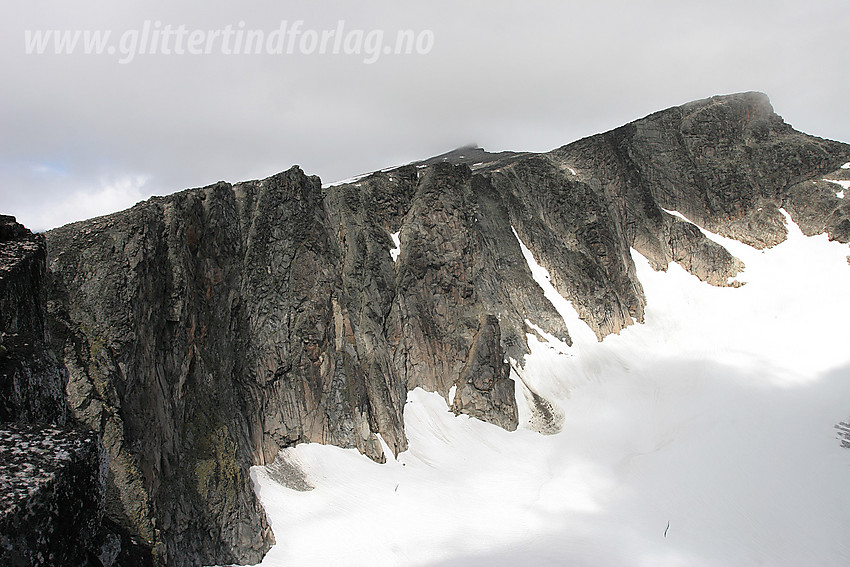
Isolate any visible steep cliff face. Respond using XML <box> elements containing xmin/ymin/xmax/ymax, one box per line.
<box><xmin>0</xmin><ymin>217</ymin><xmax>117</xmax><ymax>566</ymax></box>
<box><xmin>41</xmin><ymin>92</ymin><xmax>850</xmax><ymax>565</ymax></box>
<box><xmin>0</xmin><ymin>216</ymin><xmax>68</xmax><ymax>424</ymax></box>
<box><xmin>381</xmin><ymin>164</ymin><xmax>568</xmax><ymax>420</ymax></box>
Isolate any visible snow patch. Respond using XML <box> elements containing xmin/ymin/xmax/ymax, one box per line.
<box><xmin>389</xmin><ymin>231</ymin><xmax>401</xmax><ymax>262</ymax></box>
<box><xmin>841</xmin><ymin>162</ymin><xmax>850</xmax><ymax>169</ymax></box>
<box><xmin>824</xmin><ymin>179</ymin><xmax>850</xmax><ymax>189</ymax></box>
<box><xmin>511</xmin><ymin>226</ymin><xmax>597</xmax><ymax>347</ymax></box>
<box><xmin>322</xmin><ymin>160</ymin><xmax>411</xmax><ymax>188</ymax></box>
<box><xmin>524</xmin><ymin>319</ymin><xmax>570</xmax><ymax>355</ymax></box>
<box><xmin>321</xmin><ymin>173</ymin><xmax>368</xmax><ymax>188</ymax></box>
<box><xmin>375</xmin><ymin>433</ymin><xmax>396</xmax><ymax>462</ymax></box>
<box><xmin>447</xmin><ymin>385</ymin><xmax>457</xmax><ymax>405</ymax></box>
<box><xmin>824</xmin><ymin>179</ymin><xmax>850</xmax><ymax>198</ymax></box>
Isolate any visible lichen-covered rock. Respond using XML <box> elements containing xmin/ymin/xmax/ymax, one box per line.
<box><xmin>0</xmin><ymin>216</ymin><xmax>68</xmax><ymax>425</ymax></box>
<box><xmin>0</xmin><ymin>216</ymin><xmax>46</xmax><ymax>339</ymax></box>
<box><xmin>0</xmin><ymin>424</ymin><xmax>106</xmax><ymax>566</ymax></box>
<box><xmin>0</xmin><ymin>337</ymin><xmax>68</xmax><ymax>427</ymax></box>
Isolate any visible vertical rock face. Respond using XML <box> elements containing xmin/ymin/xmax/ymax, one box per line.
<box><xmin>45</xmin><ymin>168</ymin><xmax>412</xmax><ymax>565</ymax></box>
<box><xmin>341</xmin><ymin>163</ymin><xmax>569</xmax><ymax>419</ymax></box>
<box><xmin>34</xmin><ymin>92</ymin><xmax>850</xmax><ymax>565</ymax></box>
<box><xmin>0</xmin><ymin>216</ymin><xmax>67</xmax><ymax>424</ymax></box>
<box><xmin>43</xmin><ymin>163</ymin><xmax>576</xmax><ymax>565</ymax></box>
<box><xmin>490</xmin><ymin>155</ymin><xmax>646</xmax><ymax>339</ymax></box>
<box><xmin>451</xmin><ymin>314</ymin><xmax>517</xmax><ymax>430</ymax></box>
<box><xmin>0</xmin><ymin>216</ymin><xmax>114</xmax><ymax>566</ymax></box>
<box><xmin>784</xmin><ymin>165</ymin><xmax>850</xmax><ymax>242</ymax></box>
<box><xmin>388</xmin><ymin>166</ymin><xmax>502</xmax><ymax>399</ymax></box>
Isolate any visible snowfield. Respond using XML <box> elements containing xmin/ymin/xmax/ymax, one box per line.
<box><xmin>246</xmin><ymin>212</ymin><xmax>850</xmax><ymax>566</ymax></box>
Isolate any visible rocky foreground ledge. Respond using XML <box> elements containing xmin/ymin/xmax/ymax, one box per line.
<box><xmin>0</xmin><ymin>425</ymin><xmax>106</xmax><ymax>566</ymax></box>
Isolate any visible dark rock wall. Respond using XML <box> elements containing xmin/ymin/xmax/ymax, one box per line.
<box><xmin>341</xmin><ymin>163</ymin><xmax>571</xmax><ymax>410</ymax></box>
<box><xmin>451</xmin><ymin>314</ymin><xmax>517</xmax><ymax>430</ymax></box>
<box><xmin>490</xmin><ymin>155</ymin><xmax>645</xmax><ymax>339</ymax></box>
<box><xmin>43</xmin><ymin>161</ymin><xmax>580</xmax><ymax>565</ymax></box>
<box><xmin>0</xmin><ymin>216</ymin><xmax>115</xmax><ymax>566</ymax></box>
<box><xmin>0</xmin><ymin>216</ymin><xmax>68</xmax><ymax>425</ymax></box>
<box><xmin>36</xmin><ymin>92</ymin><xmax>850</xmax><ymax>565</ymax></box>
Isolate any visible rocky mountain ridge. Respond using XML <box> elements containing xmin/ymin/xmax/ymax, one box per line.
<box><xmin>4</xmin><ymin>92</ymin><xmax>848</xmax><ymax>565</ymax></box>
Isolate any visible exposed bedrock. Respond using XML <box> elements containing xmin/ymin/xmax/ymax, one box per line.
<box><xmin>0</xmin><ymin>215</ymin><xmax>68</xmax><ymax>425</ymax></box>
<box><xmin>34</xmin><ymin>92</ymin><xmax>850</xmax><ymax>565</ymax></box>
<box><xmin>0</xmin><ymin>216</ymin><xmax>124</xmax><ymax>566</ymax></box>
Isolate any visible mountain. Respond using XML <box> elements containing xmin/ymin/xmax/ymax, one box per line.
<box><xmin>2</xmin><ymin>92</ymin><xmax>849</xmax><ymax>565</ymax></box>
<box><xmin>253</xmin><ymin>198</ymin><xmax>850</xmax><ymax>566</ymax></box>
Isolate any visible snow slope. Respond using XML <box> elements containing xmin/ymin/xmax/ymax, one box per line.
<box><xmin>245</xmin><ymin>212</ymin><xmax>850</xmax><ymax>566</ymax></box>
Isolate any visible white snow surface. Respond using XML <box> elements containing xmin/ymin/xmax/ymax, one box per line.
<box><xmin>825</xmin><ymin>179</ymin><xmax>850</xmax><ymax>189</ymax></box>
<box><xmin>389</xmin><ymin>231</ymin><xmax>401</xmax><ymax>262</ymax></box>
<box><xmin>841</xmin><ymin>162</ymin><xmax>850</xmax><ymax>169</ymax></box>
<box><xmin>245</xmin><ymin>213</ymin><xmax>850</xmax><ymax>567</ymax></box>
<box><xmin>321</xmin><ymin>173</ymin><xmax>369</xmax><ymax>188</ymax></box>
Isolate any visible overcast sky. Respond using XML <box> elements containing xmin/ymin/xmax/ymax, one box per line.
<box><xmin>2</xmin><ymin>0</ymin><xmax>848</xmax><ymax>232</ymax></box>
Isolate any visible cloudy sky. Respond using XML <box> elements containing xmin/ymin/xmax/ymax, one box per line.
<box><xmin>2</xmin><ymin>0</ymin><xmax>848</xmax><ymax>232</ymax></box>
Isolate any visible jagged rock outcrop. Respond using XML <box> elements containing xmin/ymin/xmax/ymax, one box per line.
<box><xmin>41</xmin><ymin>161</ymin><xmax>573</xmax><ymax>565</ymax></box>
<box><xmin>0</xmin><ymin>216</ymin><xmax>68</xmax><ymax>424</ymax></box>
<box><xmin>549</xmin><ymin>92</ymin><xmax>846</xmax><ymax>248</ymax></box>
<box><xmin>0</xmin><ymin>217</ymin><xmax>123</xmax><ymax>566</ymax></box>
<box><xmin>384</xmin><ymin>163</ymin><xmax>569</xmax><ymax>403</ymax></box>
<box><xmin>784</xmin><ymin>165</ymin><xmax>850</xmax><ymax>241</ymax></box>
<box><xmin>33</xmin><ymin>92</ymin><xmax>850</xmax><ymax>565</ymax></box>
<box><xmin>521</xmin><ymin>91</ymin><xmax>847</xmax><ymax>336</ymax></box>
<box><xmin>489</xmin><ymin>155</ymin><xmax>646</xmax><ymax>339</ymax></box>
<box><xmin>450</xmin><ymin>314</ymin><xmax>517</xmax><ymax>430</ymax></box>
